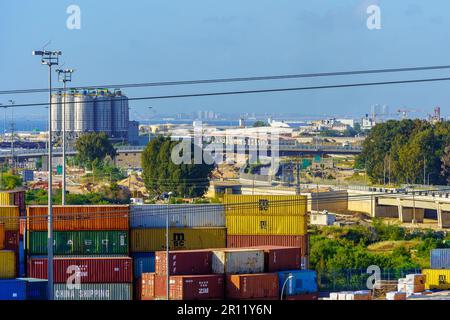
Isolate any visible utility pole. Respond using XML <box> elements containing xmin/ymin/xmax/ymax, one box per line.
<box><xmin>56</xmin><ymin>69</ymin><xmax>74</xmax><ymax>205</ymax></box>
<box><xmin>9</xmin><ymin>100</ymin><xmax>15</xmax><ymax>173</ymax></box>
<box><xmin>33</xmin><ymin>50</ymin><xmax>61</xmax><ymax>301</ymax></box>
<box><xmin>166</xmin><ymin>192</ymin><xmax>173</xmax><ymax>301</ymax></box>
<box><xmin>295</xmin><ymin>160</ymin><xmax>301</xmax><ymax>195</ymax></box>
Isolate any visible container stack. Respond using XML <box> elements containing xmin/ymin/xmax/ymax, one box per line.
<box><xmin>422</xmin><ymin>249</ymin><xmax>450</xmax><ymax>290</ymax></box>
<box><xmin>223</xmin><ymin>195</ymin><xmax>309</xmax><ymax>267</ymax></box>
<box><xmin>26</xmin><ymin>205</ymin><xmax>133</xmax><ymax>300</ymax></box>
<box><xmin>129</xmin><ymin>204</ymin><xmax>227</xmax><ymax>295</ymax></box>
<box><xmin>0</xmin><ymin>278</ymin><xmax>47</xmax><ymax>300</ymax></box>
<box><xmin>329</xmin><ymin>291</ymin><xmax>372</xmax><ymax>300</ymax></box>
<box><xmin>139</xmin><ymin>247</ymin><xmax>318</xmax><ymax>300</ymax></box>
<box><xmin>0</xmin><ymin>206</ymin><xmax>20</xmax><ymax>280</ymax></box>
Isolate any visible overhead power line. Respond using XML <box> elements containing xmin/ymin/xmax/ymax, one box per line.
<box><xmin>1</xmin><ymin>64</ymin><xmax>450</xmax><ymax>95</ymax></box>
<box><xmin>5</xmin><ymin>76</ymin><xmax>450</xmax><ymax>109</ymax></box>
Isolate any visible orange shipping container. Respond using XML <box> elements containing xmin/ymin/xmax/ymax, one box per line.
<box><xmin>226</xmin><ymin>273</ymin><xmax>279</xmax><ymax>299</ymax></box>
<box><xmin>140</xmin><ymin>273</ymin><xmax>156</xmax><ymax>300</ymax></box>
<box><xmin>27</xmin><ymin>205</ymin><xmax>129</xmax><ymax>231</ymax></box>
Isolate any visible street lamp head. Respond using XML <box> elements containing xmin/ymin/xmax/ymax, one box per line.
<box><xmin>32</xmin><ymin>50</ymin><xmax>44</xmax><ymax>56</ymax></box>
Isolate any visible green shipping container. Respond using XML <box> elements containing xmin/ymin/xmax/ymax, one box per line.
<box><xmin>28</xmin><ymin>231</ymin><xmax>129</xmax><ymax>255</ymax></box>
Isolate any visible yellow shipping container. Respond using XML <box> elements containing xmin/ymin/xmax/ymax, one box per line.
<box><xmin>224</xmin><ymin>195</ymin><xmax>307</xmax><ymax>216</ymax></box>
<box><xmin>0</xmin><ymin>193</ymin><xmax>13</xmax><ymax>206</ymax></box>
<box><xmin>423</xmin><ymin>269</ymin><xmax>450</xmax><ymax>290</ymax></box>
<box><xmin>0</xmin><ymin>206</ymin><xmax>19</xmax><ymax>231</ymax></box>
<box><xmin>226</xmin><ymin>215</ymin><xmax>307</xmax><ymax>235</ymax></box>
<box><xmin>130</xmin><ymin>227</ymin><xmax>226</xmax><ymax>252</ymax></box>
<box><xmin>0</xmin><ymin>222</ymin><xmax>4</xmax><ymax>250</ymax></box>
<box><xmin>0</xmin><ymin>250</ymin><xmax>16</xmax><ymax>278</ymax></box>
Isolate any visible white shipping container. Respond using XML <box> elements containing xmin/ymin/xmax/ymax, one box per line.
<box><xmin>431</xmin><ymin>249</ymin><xmax>450</xmax><ymax>269</ymax></box>
<box><xmin>130</xmin><ymin>204</ymin><xmax>225</xmax><ymax>228</ymax></box>
<box><xmin>54</xmin><ymin>283</ymin><xmax>132</xmax><ymax>300</ymax></box>
<box><xmin>212</xmin><ymin>249</ymin><xmax>264</xmax><ymax>274</ymax></box>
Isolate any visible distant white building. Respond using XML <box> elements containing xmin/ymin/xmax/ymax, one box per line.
<box><xmin>337</xmin><ymin>119</ymin><xmax>355</xmax><ymax>128</ymax></box>
<box><xmin>361</xmin><ymin>115</ymin><xmax>376</xmax><ymax>130</ymax></box>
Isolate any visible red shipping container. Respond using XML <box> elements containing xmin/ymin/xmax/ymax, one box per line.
<box><xmin>19</xmin><ymin>217</ymin><xmax>26</xmax><ymax>239</ymax></box>
<box><xmin>154</xmin><ymin>274</ymin><xmax>224</xmax><ymax>300</ymax></box>
<box><xmin>227</xmin><ymin>235</ymin><xmax>309</xmax><ymax>256</ymax></box>
<box><xmin>13</xmin><ymin>191</ymin><xmax>26</xmax><ymax>216</ymax></box>
<box><xmin>252</xmin><ymin>246</ymin><xmax>301</xmax><ymax>272</ymax></box>
<box><xmin>140</xmin><ymin>273</ymin><xmax>156</xmax><ymax>300</ymax></box>
<box><xmin>155</xmin><ymin>250</ymin><xmax>212</xmax><ymax>275</ymax></box>
<box><xmin>285</xmin><ymin>293</ymin><xmax>319</xmax><ymax>300</ymax></box>
<box><xmin>226</xmin><ymin>273</ymin><xmax>279</xmax><ymax>300</ymax></box>
<box><xmin>3</xmin><ymin>231</ymin><xmax>19</xmax><ymax>251</ymax></box>
<box><xmin>28</xmin><ymin>257</ymin><xmax>133</xmax><ymax>283</ymax></box>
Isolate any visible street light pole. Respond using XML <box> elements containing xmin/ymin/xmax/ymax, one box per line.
<box><xmin>56</xmin><ymin>69</ymin><xmax>74</xmax><ymax>205</ymax></box>
<box><xmin>166</xmin><ymin>191</ymin><xmax>173</xmax><ymax>300</ymax></box>
<box><xmin>280</xmin><ymin>275</ymin><xmax>294</xmax><ymax>300</ymax></box>
<box><xmin>33</xmin><ymin>50</ymin><xmax>61</xmax><ymax>301</ymax></box>
<box><xmin>8</xmin><ymin>100</ymin><xmax>15</xmax><ymax>172</ymax></box>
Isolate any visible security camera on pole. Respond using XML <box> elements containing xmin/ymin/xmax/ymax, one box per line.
<box><xmin>32</xmin><ymin>50</ymin><xmax>61</xmax><ymax>300</ymax></box>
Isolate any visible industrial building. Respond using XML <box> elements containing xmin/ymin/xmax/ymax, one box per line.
<box><xmin>51</xmin><ymin>89</ymin><xmax>132</xmax><ymax>142</ymax></box>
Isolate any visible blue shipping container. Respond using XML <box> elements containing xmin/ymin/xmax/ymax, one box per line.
<box><xmin>132</xmin><ymin>252</ymin><xmax>155</xmax><ymax>279</ymax></box>
<box><xmin>19</xmin><ymin>239</ymin><xmax>26</xmax><ymax>278</ymax></box>
<box><xmin>278</xmin><ymin>270</ymin><xmax>318</xmax><ymax>296</ymax></box>
<box><xmin>0</xmin><ymin>279</ymin><xmax>27</xmax><ymax>300</ymax></box>
<box><xmin>17</xmin><ymin>278</ymin><xmax>48</xmax><ymax>300</ymax></box>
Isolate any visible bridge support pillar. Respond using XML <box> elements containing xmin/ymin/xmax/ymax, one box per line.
<box><xmin>398</xmin><ymin>205</ymin><xmax>424</xmax><ymax>223</ymax></box>
<box><xmin>437</xmin><ymin>203</ymin><xmax>450</xmax><ymax>228</ymax></box>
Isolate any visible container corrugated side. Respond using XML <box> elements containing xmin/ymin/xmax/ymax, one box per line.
<box><xmin>278</xmin><ymin>270</ymin><xmax>318</xmax><ymax>296</ymax></box>
<box><xmin>256</xmin><ymin>246</ymin><xmax>301</xmax><ymax>272</ymax></box>
<box><xmin>140</xmin><ymin>273</ymin><xmax>155</xmax><ymax>300</ymax></box>
<box><xmin>0</xmin><ymin>193</ymin><xmax>13</xmax><ymax>206</ymax></box>
<box><xmin>54</xmin><ymin>283</ymin><xmax>132</xmax><ymax>300</ymax></box>
<box><xmin>0</xmin><ymin>250</ymin><xmax>16</xmax><ymax>278</ymax></box>
<box><xmin>430</xmin><ymin>249</ymin><xmax>450</xmax><ymax>269</ymax></box>
<box><xmin>226</xmin><ymin>215</ymin><xmax>307</xmax><ymax>235</ymax></box>
<box><xmin>130</xmin><ymin>228</ymin><xmax>226</xmax><ymax>252</ymax></box>
<box><xmin>226</xmin><ymin>234</ymin><xmax>309</xmax><ymax>256</ymax></box>
<box><xmin>226</xmin><ymin>273</ymin><xmax>279</xmax><ymax>299</ymax></box>
<box><xmin>154</xmin><ymin>274</ymin><xmax>225</xmax><ymax>300</ymax></box>
<box><xmin>28</xmin><ymin>257</ymin><xmax>133</xmax><ymax>283</ymax></box>
<box><xmin>3</xmin><ymin>231</ymin><xmax>19</xmax><ymax>251</ymax></box>
<box><xmin>224</xmin><ymin>195</ymin><xmax>307</xmax><ymax>216</ymax></box>
<box><xmin>132</xmin><ymin>253</ymin><xmax>155</xmax><ymax>279</ymax></box>
<box><xmin>130</xmin><ymin>204</ymin><xmax>225</xmax><ymax>228</ymax></box>
<box><xmin>0</xmin><ymin>279</ymin><xmax>27</xmax><ymax>300</ymax></box>
<box><xmin>28</xmin><ymin>231</ymin><xmax>129</xmax><ymax>255</ymax></box>
<box><xmin>27</xmin><ymin>205</ymin><xmax>129</xmax><ymax>231</ymax></box>
<box><xmin>155</xmin><ymin>250</ymin><xmax>212</xmax><ymax>275</ymax></box>
<box><xmin>0</xmin><ymin>222</ymin><xmax>4</xmax><ymax>250</ymax></box>
<box><xmin>422</xmin><ymin>269</ymin><xmax>450</xmax><ymax>290</ymax></box>
<box><xmin>0</xmin><ymin>206</ymin><xmax>19</xmax><ymax>231</ymax></box>
<box><xmin>212</xmin><ymin>249</ymin><xmax>264</xmax><ymax>274</ymax></box>
<box><xmin>16</xmin><ymin>278</ymin><xmax>48</xmax><ymax>300</ymax></box>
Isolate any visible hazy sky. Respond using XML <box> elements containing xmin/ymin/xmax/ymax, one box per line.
<box><xmin>1</xmin><ymin>0</ymin><xmax>450</xmax><ymax>121</ymax></box>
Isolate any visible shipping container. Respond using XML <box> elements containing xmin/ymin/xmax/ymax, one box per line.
<box><xmin>0</xmin><ymin>222</ymin><xmax>4</xmax><ymax>250</ymax></box>
<box><xmin>0</xmin><ymin>206</ymin><xmax>19</xmax><ymax>231</ymax></box>
<box><xmin>140</xmin><ymin>273</ymin><xmax>155</xmax><ymax>300</ymax></box>
<box><xmin>54</xmin><ymin>283</ymin><xmax>132</xmax><ymax>300</ymax></box>
<box><xmin>3</xmin><ymin>231</ymin><xmax>19</xmax><ymax>251</ymax></box>
<box><xmin>226</xmin><ymin>273</ymin><xmax>279</xmax><ymax>299</ymax></box>
<box><xmin>18</xmin><ymin>239</ymin><xmax>26</xmax><ymax>278</ymax></box>
<box><xmin>0</xmin><ymin>250</ymin><xmax>16</xmax><ymax>278</ymax></box>
<box><xmin>278</xmin><ymin>270</ymin><xmax>318</xmax><ymax>296</ymax></box>
<box><xmin>422</xmin><ymin>269</ymin><xmax>450</xmax><ymax>290</ymax></box>
<box><xmin>224</xmin><ymin>195</ymin><xmax>307</xmax><ymax>216</ymax></box>
<box><xmin>0</xmin><ymin>190</ymin><xmax>25</xmax><ymax>216</ymax></box>
<box><xmin>226</xmin><ymin>234</ymin><xmax>309</xmax><ymax>256</ymax></box>
<box><xmin>130</xmin><ymin>228</ymin><xmax>226</xmax><ymax>252</ymax></box>
<box><xmin>255</xmin><ymin>246</ymin><xmax>301</xmax><ymax>272</ymax></box>
<box><xmin>19</xmin><ymin>217</ymin><xmax>26</xmax><ymax>239</ymax></box>
<box><xmin>431</xmin><ymin>249</ymin><xmax>450</xmax><ymax>269</ymax></box>
<box><xmin>155</xmin><ymin>250</ymin><xmax>212</xmax><ymax>275</ymax></box>
<box><xmin>212</xmin><ymin>249</ymin><xmax>264</xmax><ymax>274</ymax></box>
<box><xmin>28</xmin><ymin>257</ymin><xmax>133</xmax><ymax>283</ymax></box>
<box><xmin>284</xmin><ymin>293</ymin><xmax>319</xmax><ymax>300</ymax></box>
<box><xmin>154</xmin><ymin>274</ymin><xmax>225</xmax><ymax>300</ymax></box>
<box><xmin>28</xmin><ymin>231</ymin><xmax>129</xmax><ymax>255</ymax></box>
<box><xmin>0</xmin><ymin>279</ymin><xmax>27</xmax><ymax>300</ymax></box>
<box><xmin>16</xmin><ymin>278</ymin><xmax>48</xmax><ymax>300</ymax></box>
<box><xmin>132</xmin><ymin>253</ymin><xmax>155</xmax><ymax>279</ymax></box>
<box><xmin>226</xmin><ymin>215</ymin><xmax>307</xmax><ymax>235</ymax></box>
<box><xmin>130</xmin><ymin>204</ymin><xmax>225</xmax><ymax>228</ymax></box>
<box><xmin>27</xmin><ymin>205</ymin><xmax>129</xmax><ymax>231</ymax></box>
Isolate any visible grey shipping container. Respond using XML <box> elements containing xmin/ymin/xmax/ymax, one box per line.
<box><xmin>130</xmin><ymin>204</ymin><xmax>225</xmax><ymax>228</ymax></box>
<box><xmin>53</xmin><ymin>283</ymin><xmax>132</xmax><ymax>300</ymax></box>
<box><xmin>212</xmin><ymin>249</ymin><xmax>264</xmax><ymax>274</ymax></box>
<box><xmin>431</xmin><ymin>249</ymin><xmax>450</xmax><ymax>269</ymax></box>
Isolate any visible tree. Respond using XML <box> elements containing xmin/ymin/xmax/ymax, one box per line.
<box><xmin>75</xmin><ymin>132</ymin><xmax>116</xmax><ymax>167</ymax></box>
<box><xmin>442</xmin><ymin>145</ymin><xmax>450</xmax><ymax>184</ymax></box>
<box><xmin>141</xmin><ymin>136</ymin><xmax>214</xmax><ymax>198</ymax></box>
<box><xmin>1</xmin><ymin>173</ymin><xmax>22</xmax><ymax>190</ymax></box>
<box><xmin>252</xmin><ymin>121</ymin><xmax>269</xmax><ymax>127</ymax></box>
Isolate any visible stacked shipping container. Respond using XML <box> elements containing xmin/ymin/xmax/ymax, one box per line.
<box><xmin>129</xmin><ymin>204</ymin><xmax>226</xmax><ymax>295</ymax></box>
<box><xmin>26</xmin><ymin>205</ymin><xmax>133</xmax><ymax>300</ymax></box>
<box><xmin>224</xmin><ymin>195</ymin><xmax>309</xmax><ymax>266</ymax></box>
<box><xmin>0</xmin><ymin>206</ymin><xmax>20</xmax><ymax>280</ymax></box>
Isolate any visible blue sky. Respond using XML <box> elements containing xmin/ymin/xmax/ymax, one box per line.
<box><xmin>1</xmin><ymin>0</ymin><xmax>450</xmax><ymax>121</ymax></box>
